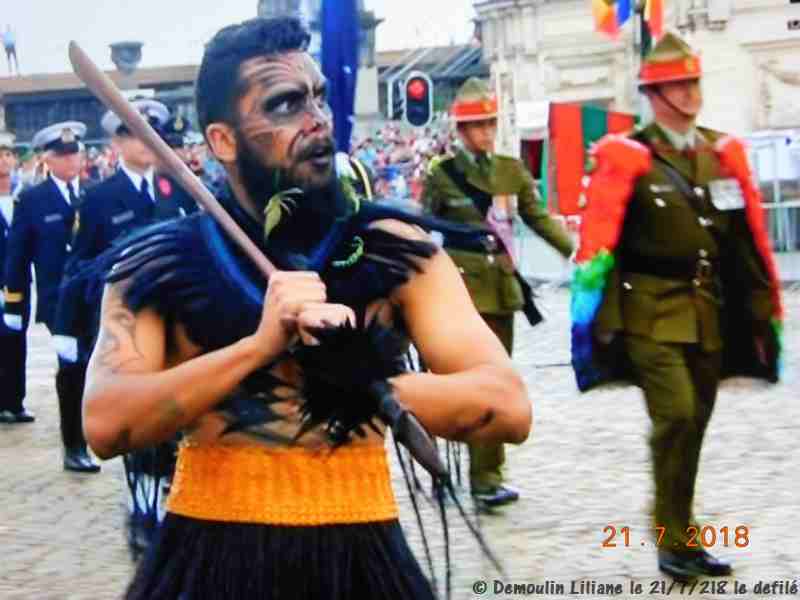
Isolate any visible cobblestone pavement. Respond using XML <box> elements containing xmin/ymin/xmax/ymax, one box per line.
<box><xmin>1</xmin><ymin>289</ymin><xmax>798</xmax><ymax>600</ymax></box>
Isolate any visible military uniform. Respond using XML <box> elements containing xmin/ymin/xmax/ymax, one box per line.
<box><xmin>159</xmin><ymin>114</ymin><xmax>200</xmax><ymax>215</ymax></box>
<box><xmin>55</xmin><ymin>100</ymin><xmax>193</xmax><ymax>556</ymax></box>
<box><xmin>573</xmin><ymin>34</ymin><xmax>782</xmax><ymax>580</ymax></box>
<box><xmin>0</xmin><ymin>129</ymin><xmax>31</xmax><ymax>422</ymax></box>
<box><xmin>422</xmin><ymin>78</ymin><xmax>573</xmax><ymax>502</ymax></box>
<box><xmin>3</xmin><ymin>122</ymin><xmax>89</xmax><ymax>446</ymax></box>
<box><xmin>595</xmin><ymin>121</ymin><xmax>773</xmax><ymax>546</ymax></box>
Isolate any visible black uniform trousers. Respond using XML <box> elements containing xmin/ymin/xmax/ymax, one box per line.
<box><xmin>0</xmin><ymin>330</ymin><xmax>27</xmax><ymax>413</ymax></box>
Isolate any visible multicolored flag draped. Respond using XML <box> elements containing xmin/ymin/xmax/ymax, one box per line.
<box><xmin>617</xmin><ymin>0</ymin><xmax>633</xmax><ymax>27</ymax></box>
<box><xmin>592</xmin><ymin>0</ymin><xmax>620</xmax><ymax>36</ymax></box>
<box><xmin>321</xmin><ymin>0</ymin><xmax>360</xmax><ymax>153</ymax></box>
<box><xmin>591</xmin><ymin>0</ymin><xmax>648</xmax><ymax>37</ymax></box>
<box><xmin>644</xmin><ymin>0</ymin><xmax>664</xmax><ymax>40</ymax></box>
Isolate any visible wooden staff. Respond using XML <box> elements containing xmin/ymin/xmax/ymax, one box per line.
<box><xmin>68</xmin><ymin>41</ymin><xmax>276</xmax><ymax>278</ymax></box>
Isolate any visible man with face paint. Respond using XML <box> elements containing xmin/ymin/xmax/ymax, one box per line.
<box><xmin>80</xmin><ymin>17</ymin><xmax>530</xmax><ymax>599</ymax></box>
<box><xmin>573</xmin><ymin>32</ymin><xmax>782</xmax><ymax>581</ymax></box>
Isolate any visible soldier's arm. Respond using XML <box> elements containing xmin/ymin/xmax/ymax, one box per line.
<box><xmin>384</xmin><ymin>222</ymin><xmax>531</xmax><ymax>445</ymax></box>
<box><xmin>517</xmin><ymin>167</ymin><xmax>574</xmax><ymax>258</ymax></box>
<box><xmin>3</xmin><ymin>194</ymin><xmax>34</xmax><ymax>326</ymax></box>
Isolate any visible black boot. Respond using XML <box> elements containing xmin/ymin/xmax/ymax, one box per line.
<box><xmin>56</xmin><ymin>365</ymin><xmax>100</xmax><ymax>473</ymax></box>
<box><xmin>658</xmin><ymin>549</ymin><xmax>733</xmax><ymax>581</ymax></box>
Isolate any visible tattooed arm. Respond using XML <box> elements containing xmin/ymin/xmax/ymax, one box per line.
<box><xmin>83</xmin><ymin>283</ymin><xmax>272</xmax><ymax>458</ymax></box>
<box><xmin>381</xmin><ymin>223</ymin><xmax>531</xmax><ymax>446</ymax></box>
<box><xmin>84</xmin><ymin>271</ymin><xmax>349</xmax><ymax>459</ymax></box>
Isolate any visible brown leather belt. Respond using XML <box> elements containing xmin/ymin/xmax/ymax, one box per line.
<box><xmin>622</xmin><ymin>253</ymin><xmax>718</xmax><ymax>282</ymax></box>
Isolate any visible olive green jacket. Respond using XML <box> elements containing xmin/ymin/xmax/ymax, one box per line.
<box><xmin>595</xmin><ymin>123</ymin><xmax>774</xmax><ymax>355</ymax></box>
<box><xmin>422</xmin><ymin>148</ymin><xmax>573</xmax><ymax>315</ymax></box>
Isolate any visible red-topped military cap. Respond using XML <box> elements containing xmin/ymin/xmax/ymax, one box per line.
<box><xmin>639</xmin><ymin>31</ymin><xmax>702</xmax><ymax>86</ymax></box>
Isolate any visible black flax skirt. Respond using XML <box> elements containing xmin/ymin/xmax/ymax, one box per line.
<box><xmin>126</xmin><ymin>513</ymin><xmax>436</xmax><ymax>600</ymax></box>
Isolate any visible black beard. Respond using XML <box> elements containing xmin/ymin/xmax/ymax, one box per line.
<box><xmin>234</xmin><ymin>132</ymin><xmax>348</xmax><ymax>256</ymax></box>
<box><xmin>234</xmin><ymin>133</ymin><xmax>283</xmax><ymax>213</ymax></box>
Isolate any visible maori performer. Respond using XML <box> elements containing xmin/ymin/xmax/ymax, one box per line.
<box><xmin>79</xmin><ymin>17</ymin><xmax>531</xmax><ymax>599</ymax></box>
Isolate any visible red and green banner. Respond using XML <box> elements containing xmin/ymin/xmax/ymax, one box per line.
<box><xmin>548</xmin><ymin>103</ymin><xmax>636</xmax><ymax>215</ymax></box>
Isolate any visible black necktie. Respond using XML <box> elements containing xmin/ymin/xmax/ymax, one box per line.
<box><xmin>477</xmin><ymin>153</ymin><xmax>491</xmax><ymax>176</ymax></box>
<box><xmin>140</xmin><ymin>179</ymin><xmax>152</xmax><ymax>204</ymax></box>
<box><xmin>66</xmin><ymin>182</ymin><xmax>78</xmax><ymax>206</ymax></box>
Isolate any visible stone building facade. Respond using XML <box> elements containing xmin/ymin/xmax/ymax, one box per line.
<box><xmin>473</xmin><ymin>0</ymin><xmax>800</xmax><ymax>155</ymax></box>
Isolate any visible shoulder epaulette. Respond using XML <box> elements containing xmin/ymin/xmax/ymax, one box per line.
<box><xmin>697</xmin><ymin>126</ymin><xmax>726</xmax><ymax>144</ymax></box>
<box><xmin>348</xmin><ymin>156</ymin><xmax>373</xmax><ymax>200</ymax></box>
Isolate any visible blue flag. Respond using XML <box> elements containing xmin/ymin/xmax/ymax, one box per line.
<box><xmin>617</xmin><ymin>0</ymin><xmax>632</xmax><ymax>26</ymax></box>
<box><xmin>321</xmin><ymin>0</ymin><xmax>360</xmax><ymax>153</ymax></box>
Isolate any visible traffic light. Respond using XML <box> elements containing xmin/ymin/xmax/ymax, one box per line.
<box><xmin>404</xmin><ymin>71</ymin><xmax>433</xmax><ymax>128</ymax></box>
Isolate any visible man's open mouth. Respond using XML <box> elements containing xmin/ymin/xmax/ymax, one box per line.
<box><xmin>304</xmin><ymin>144</ymin><xmax>334</xmax><ymax>167</ymax></box>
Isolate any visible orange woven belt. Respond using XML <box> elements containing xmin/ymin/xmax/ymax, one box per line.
<box><xmin>166</xmin><ymin>442</ymin><xmax>399</xmax><ymax>526</ymax></box>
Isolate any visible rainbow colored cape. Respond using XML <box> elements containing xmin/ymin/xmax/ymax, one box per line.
<box><xmin>570</xmin><ymin>135</ymin><xmax>784</xmax><ymax>391</ymax></box>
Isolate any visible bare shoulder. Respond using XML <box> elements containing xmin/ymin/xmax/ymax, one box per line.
<box><xmin>368</xmin><ymin>218</ymin><xmax>431</xmax><ymax>243</ymax></box>
<box><xmin>90</xmin><ymin>281</ymin><xmax>167</xmax><ymax>376</ymax></box>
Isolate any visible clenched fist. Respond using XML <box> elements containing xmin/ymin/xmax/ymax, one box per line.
<box><xmin>254</xmin><ymin>271</ymin><xmax>356</xmax><ymax>358</ymax></box>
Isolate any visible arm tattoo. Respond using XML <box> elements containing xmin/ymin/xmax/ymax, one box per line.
<box><xmin>453</xmin><ymin>409</ymin><xmax>495</xmax><ymax>440</ymax></box>
<box><xmin>96</xmin><ymin>292</ymin><xmax>144</xmax><ymax>373</ymax></box>
<box><xmin>108</xmin><ymin>428</ymin><xmax>132</xmax><ymax>456</ymax></box>
<box><xmin>159</xmin><ymin>397</ymin><xmax>186</xmax><ymax>429</ymax></box>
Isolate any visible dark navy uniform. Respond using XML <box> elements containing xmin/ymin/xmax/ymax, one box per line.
<box><xmin>56</xmin><ymin>169</ymin><xmax>190</xmax><ymax>370</ymax></box>
<box><xmin>56</xmin><ymin>99</ymin><xmax>192</xmax><ymax>558</ymax></box>
<box><xmin>159</xmin><ymin>114</ymin><xmax>200</xmax><ymax>215</ymax></box>
<box><xmin>3</xmin><ymin>175</ymin><xmax>77</xmax><ymax>331</ymax></box>
<box><xmin>3</xmin><ymin>121</ymin><xmax>97</xmax><ymax>466</ymax></box>
<box><xmin>0</xmin><ymin>179</ymin><xmax>31</xmax><ymax>421</ymax></box>
<box><xmin>72</xmin><ymin>168</ymin><xmax>190</xmax><ymax>259</ymax></box>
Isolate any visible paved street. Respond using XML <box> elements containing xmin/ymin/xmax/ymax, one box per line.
<box><xmin>1</xmin><ymin>288</ymin><xmax>798</xmax><ymax>600</ymax></box>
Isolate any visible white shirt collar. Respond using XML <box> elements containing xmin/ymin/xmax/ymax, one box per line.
<box><xmin>50</xmin><ymin>173</ymin><xmax>80</xmax><ymax>206</ymax></box>
<box><xmin>657</xmin><ymin>123</ymin><xmax>697</xmax><ymax>151</ymax></box>
<box><xmin>120</xmin><ymin>161</ymin><xmax>155</xmax><ymax>201</ymax></box>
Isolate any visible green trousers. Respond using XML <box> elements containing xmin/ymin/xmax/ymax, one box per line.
<box><xmin>625</xmin><ymin>335</ymin><xmax>721</xmax><ymax>551</ymax></box>
<box><xmin>469</xmin><ymin>313</ymin><xmax>515</xmax><ymax>491</ymax></box>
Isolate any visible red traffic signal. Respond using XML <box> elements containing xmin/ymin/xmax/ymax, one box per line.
<box><xmin>407</xmin><ymin>78</ymin><xmax>428</xmax><ymax>101</ymax></box>
<box><xmin>404</xmin><ymin>72</ymin><xmax>433</xmax><ymax>128</ymax></box>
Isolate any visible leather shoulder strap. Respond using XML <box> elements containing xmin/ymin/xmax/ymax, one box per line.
<box><xmin>439</xmin><ymin>158</ymin><xmax>491</xmax><ymax>217</ymax></box>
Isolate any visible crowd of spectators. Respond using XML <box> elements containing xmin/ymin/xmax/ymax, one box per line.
<box><xmin>351</xmin><ymin>118</ymin><xmax>458</xmax><ymax>205</ymax></box>
<box><xmin>10</xmin><ymin>141</ymin><xmax>225</xmax><ymax>193</ymax></box>
<box><xmin>9</xmin><ymin>119</ymin><xmax>455</xmax><ymax>204</ymax></box>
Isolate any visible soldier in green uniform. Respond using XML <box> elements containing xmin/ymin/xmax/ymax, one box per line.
<box><xmin>422</xmin><ymin>78</ymin><xmax>573</xmax><ymax>507</ymax></box>
<box><xmin>576</xmin><ymin>33</ymin><xmax>782</xmax><ymax>580</ymax></box>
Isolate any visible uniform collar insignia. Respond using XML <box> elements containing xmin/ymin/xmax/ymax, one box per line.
<box><xmin>61</xmin><ymin>128</ymin><xmax>76</xmax><ymax>144</ymax></box>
